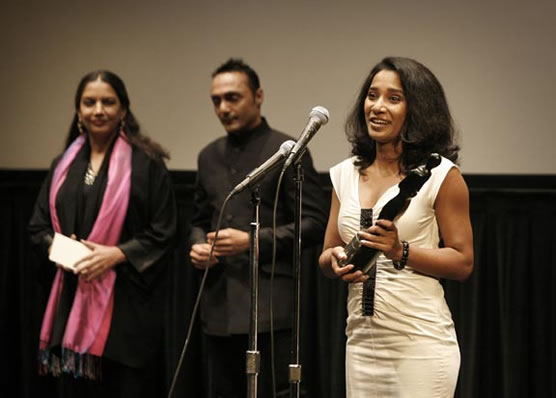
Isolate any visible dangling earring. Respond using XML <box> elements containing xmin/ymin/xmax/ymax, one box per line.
<box><xmin>77</xmin><ymin>119</ymin><xmax>84</xmax><ymax>134</ymax></box>
<box><xmin>119</xmin><ymin>118</ymin><xmax>126</xmax><ymax>132</ymax></box>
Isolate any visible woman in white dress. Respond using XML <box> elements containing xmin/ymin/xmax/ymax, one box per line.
<box><xmin>318</xmin><ymin>57</ymin><xmax>474</xmax><ymax>398</ymax></box>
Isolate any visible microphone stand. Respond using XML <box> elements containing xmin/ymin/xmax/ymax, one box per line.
<box><xmin>247</xmin><ymin>188</ymin><xmax>261</xmax><ymax>398</ymax></box>
<box><xmin>289</xmin><ymin>159</ymin><xmax>304</xmax><ymax>398</ymax></box>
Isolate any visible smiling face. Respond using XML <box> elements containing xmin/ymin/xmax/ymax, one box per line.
<box><xmin>77</xmin><ymin>78</ymin><xmax>126</xmax><ymax>138</ymax></box>
<box><xmin>210</xmin><ymin>71</ymin><xmax>263</xmax><ymax>134</ymax></box>
<box><xmin>364</xmin><ymin>69</ymin><xmax>407</xmax><ymax>144</ymax></box>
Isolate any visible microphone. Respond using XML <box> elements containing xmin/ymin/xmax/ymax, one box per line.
<box><xmin>231</xmin><ymin>140</ymin><xmax>296</xmax><ymax>195</ymax></box>
<box><xmin>282</xmin><ymin>106</ymin><xmax>329</xmax><ymax>170</ymax></box>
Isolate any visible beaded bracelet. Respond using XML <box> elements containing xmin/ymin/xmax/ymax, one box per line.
<box><xmin>393</xmin><ymin>240</ymin><xmax>409</xmax><ymax>270</ymax></box>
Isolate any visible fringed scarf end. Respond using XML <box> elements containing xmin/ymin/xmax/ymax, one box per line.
<box><xmin>38</xmin><ymin>348</ymin><xmax>102</xmax><ymax>380</ymax></box>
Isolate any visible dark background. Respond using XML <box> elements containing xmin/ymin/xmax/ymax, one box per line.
<box><xmin>1</xmin><ymin>170</ymin><xmax>555</xmax><ymax>397</ymax></box>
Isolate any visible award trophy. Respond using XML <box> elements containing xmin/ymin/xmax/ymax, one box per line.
<box><xmin>338</xmin><ymin>153</ymin><xmax>442</xmax><ymax>273</ymax></box>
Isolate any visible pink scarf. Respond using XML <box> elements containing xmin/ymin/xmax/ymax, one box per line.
<box><xmin>39</xmin><ymin>131</ymin><xmax>131</xmax><ymax>378</ymax></box>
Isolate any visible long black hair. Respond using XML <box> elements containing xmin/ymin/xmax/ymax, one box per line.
<box><xmin>66</xmin><ymin>70</ymin><xmax>169</xmax><ymax>160</ymax></box>
<box><xmin>345</xmin><ymin>57</ymin><xmax>459</xmax><ymax>172</ymax></box>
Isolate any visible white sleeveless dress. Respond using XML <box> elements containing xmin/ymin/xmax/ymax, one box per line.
<box><xmin>330</xmin><ymin>156</ymin><xmax>460</xmax><ymax>398</ymax></box>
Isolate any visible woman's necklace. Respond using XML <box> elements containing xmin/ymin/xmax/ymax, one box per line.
<box><xmin>84</xmin><ymin>161</ymin><xmax>97</xmax><ymax>185</ymax></box>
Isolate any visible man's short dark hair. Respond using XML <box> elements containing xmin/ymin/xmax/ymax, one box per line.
<box><xmin>212</xmin><ymin>58</ymin><xmax>260</xmax><ymax>95</ymax></box>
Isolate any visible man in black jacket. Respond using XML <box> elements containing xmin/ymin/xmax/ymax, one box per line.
<box><xmin>189</xmin><ymin>58</ymin><xmax>327</xmax><ymax>397</ymax></box>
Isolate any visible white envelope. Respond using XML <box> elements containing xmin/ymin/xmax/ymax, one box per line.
<box><xmin>48</xmin><ymin>232</ymin><xmax>92</xmax><ymax>270</ymax></box>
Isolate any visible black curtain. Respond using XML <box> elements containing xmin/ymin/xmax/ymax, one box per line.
<box><xmin>444</xmin><ymin>187</ymin><xmax>556</xmax><ymax>398</ymax></box>
<box><xmin>1</xmin><ymin>170</ymin><xmax>555</xmax><ymax>398</ymax></box>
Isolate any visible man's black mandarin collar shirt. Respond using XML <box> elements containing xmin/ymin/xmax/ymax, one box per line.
<box><xmin>189</xmin><ymin>117</ymin><xmax>327</xmax><ymax>335</ymax></box>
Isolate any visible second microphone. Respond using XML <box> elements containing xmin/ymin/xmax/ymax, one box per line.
<box><xmin>230</xmin><ymin>140</ymin><xmax>296</xmax><ymax>196</ymax></box>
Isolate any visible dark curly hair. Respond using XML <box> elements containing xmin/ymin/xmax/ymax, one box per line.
<box><xmin>345</xmin><ymin>57</ymin><xmax>459</xmax><ymax>172</ymax></box>
<box><xmin>65</xmin><ymin>70</ymin><xmax>169</xmax><ymax>160</ymax></box>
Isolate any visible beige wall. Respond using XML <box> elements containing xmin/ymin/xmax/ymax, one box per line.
<box><xmin>1</xmin><ymin>0</ymin><xmax>555</xmax><ymax>174</ymax></box>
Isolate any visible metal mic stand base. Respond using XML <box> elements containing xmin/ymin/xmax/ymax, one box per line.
<box><xmin>246</xmin><ymin>350</ymin><xmax>260</xmax><ymax>397</ymax></box>
<box><xmin>289</xmin><ymin>364</ymin><xmax>302</xmax><ymax>396</ymax></box>
<box><xmin>289</xmin><ymin>161</ymin><xmax>304</xmax><ymax>398</ymax></box>
<box><xmin>247</xmin><ymin>188</ymin><xmax>261</xmax><ymax>398</ymax></box>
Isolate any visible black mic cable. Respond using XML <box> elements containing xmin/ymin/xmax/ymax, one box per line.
<box><xmin>269</xmin><ymin>165</ymin><xmax>287</xmax><ymax>398</ymax></box>
<box><xmin>269</xmin><ymin>107</ymin><xmax>329</xmax><ymax>398</ymax></box>
<box><xmin>167</xmin><ymin>190</ymin><xmax>234</xmax><ymax>398</ymax></box>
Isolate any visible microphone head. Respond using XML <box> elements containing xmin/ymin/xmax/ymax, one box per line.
<box><xmin>279</xmin><ymin>140</ymin><xmax>296</xmax><ymax>155</ymax></box>
<box><xmin>310</xmin><ymin>106</ymin><xmax>330</xmax><ymax>125</ymax></box>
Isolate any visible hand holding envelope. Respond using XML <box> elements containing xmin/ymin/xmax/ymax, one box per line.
<box><xmin>48</xmin><ymin>232</ymin><xmax>92</xmax><ymax>272</ymax></box>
